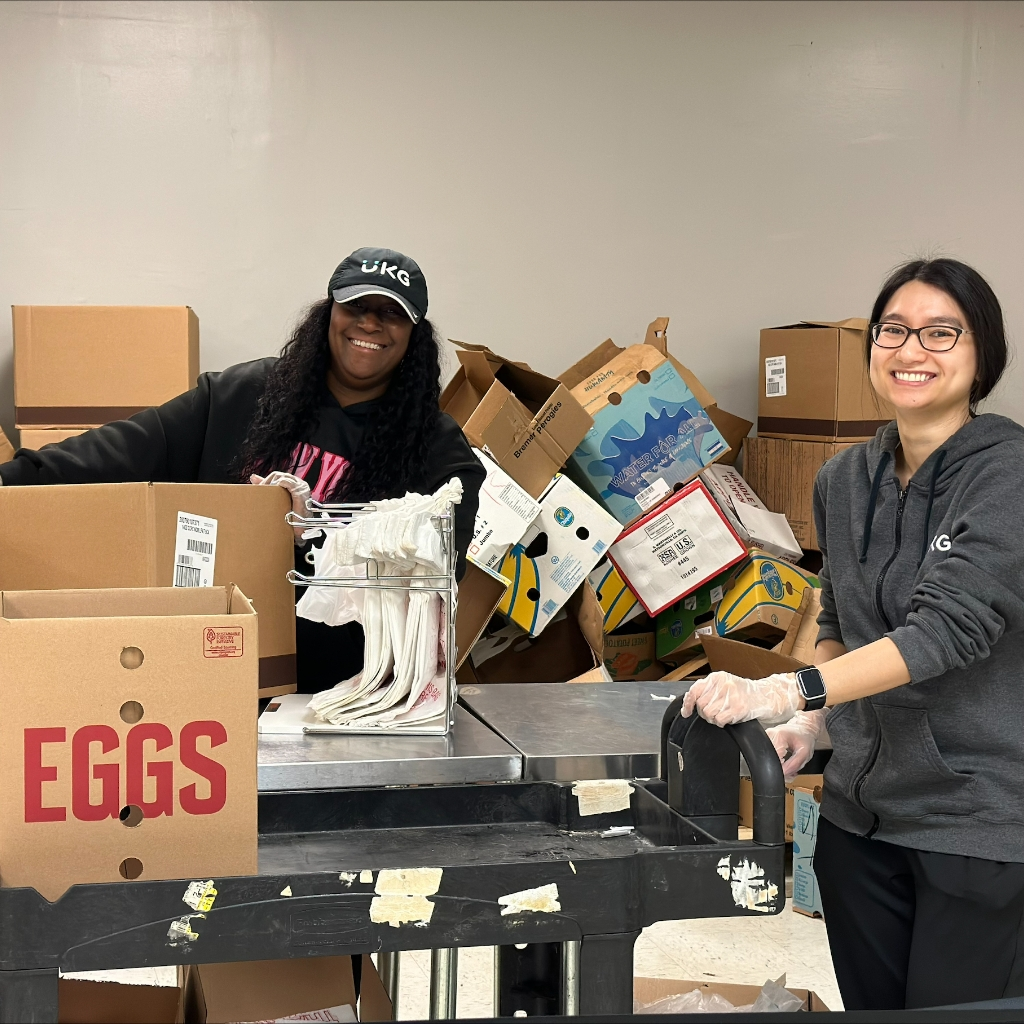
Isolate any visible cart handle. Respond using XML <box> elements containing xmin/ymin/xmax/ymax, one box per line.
<box><xmin>660</xmin><ymin>695</ymin><xmax>786</xmax><ymax>847</ymax></box>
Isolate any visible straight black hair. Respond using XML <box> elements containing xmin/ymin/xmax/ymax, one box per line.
<box><xmin>868</xmin><ymin>258</ymin><xmax>1007</xmax><ymax>410</ymax></box>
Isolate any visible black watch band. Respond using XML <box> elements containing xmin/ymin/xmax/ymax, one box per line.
<box><xmin>795</xmin><ymin>667</ymin><xmax>827</xmax><ymax>712</ymax></box>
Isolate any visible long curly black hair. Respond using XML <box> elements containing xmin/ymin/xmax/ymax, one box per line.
<box><xmin>236</xmin><ymin>297</ymin><xmax>442</xmax><ymax>500</ymax></box>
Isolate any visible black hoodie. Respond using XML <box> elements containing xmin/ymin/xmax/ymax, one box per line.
<box><xmin>814</xmin><ymin>414</ymin><xmax>1024</xmax><ymax>861</ymax></box>
<box><xmin>0</xmin><ymin>358</ymin><xmax>485</xmax><ymax>692</ymax></box>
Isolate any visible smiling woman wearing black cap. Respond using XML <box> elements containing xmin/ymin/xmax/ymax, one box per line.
<box><xmin>0</xmin><ymin>247</ymin><xmax>486</xmax><ymax>692</ymax></box>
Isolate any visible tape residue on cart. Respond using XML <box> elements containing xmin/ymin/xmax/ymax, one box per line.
<box><xmin>571</xmin><ymin>779</ymin><xmax>633</xmax><ymax>816</ymax></box>
<box><xmin>369</xmin><ymin>868</ymin><xmax>443</xmax><ymax>927</ymax></box>
<box><xmin>498</xmin><ymin>883</ymin><xmax>561</xmax><ymax>916</ymax></box>
<box><xmin>181</xmin><ymin>880</ymin><xmax>217</xmax><ymax>912</ymax></box>
<box><xmin>716</xmin><ymin>856</ymin><xmax>778</xmax><ymax>913</ymax></box>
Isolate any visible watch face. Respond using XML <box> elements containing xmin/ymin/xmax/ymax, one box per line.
<box><xmin>798</xmin><ymin>668</ymin><xmax>826</xmax><ymax>700</ymax></box>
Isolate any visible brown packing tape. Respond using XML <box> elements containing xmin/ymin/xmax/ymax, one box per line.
<box><xmin>258</xmin><ymin>653</ymin><xmax>298</xmax><ymax>693</ymax></box>
<box><xmin>16</xmin><ymin>406</ymin><xmax>147</xmax><ymax>427</ymax></box>
<box><xmin>757</xmin><ymin>416</ymin><xmax>889</xmax><ymax>440</ymax></box>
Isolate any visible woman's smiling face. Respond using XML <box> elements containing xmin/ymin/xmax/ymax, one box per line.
<box><xmin>328</xmin><ymin>294</ymin><xmax>413</xmax><ymax>397</ymax></box>
<box><xmin>870</xmin><ymin>280</ymin><xmax>978</xmax><ymax>421</ymax></box>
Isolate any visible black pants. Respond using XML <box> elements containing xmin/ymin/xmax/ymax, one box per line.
<box><xmin>814</xmin><ymin>815</ymin><xmax>1024</xmax><ymax>1010</ymax></box>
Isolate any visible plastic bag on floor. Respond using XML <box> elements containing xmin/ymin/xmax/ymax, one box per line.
<box><xmin>634</xmin><ymin>975</ymin><xmax>804</xmax><ymax>1014</ymax></box>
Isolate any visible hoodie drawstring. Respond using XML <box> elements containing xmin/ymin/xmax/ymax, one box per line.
<box><xmin>859</xmin><ymin>450</ymin><xmax>891</xmax><ymax>563</ymax></box>
<box><xmin>919</xmin><ymin>449</ymin><xmax>947</xmax><ymax>564</ymax></box>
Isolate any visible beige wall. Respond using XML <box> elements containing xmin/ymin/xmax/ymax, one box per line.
<box><xmin>1</xmin><ymin>0</ymin><xmax>1022</xmax><ymax>444</ymax></box>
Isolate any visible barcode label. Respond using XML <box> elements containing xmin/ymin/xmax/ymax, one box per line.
<box><xmin>174</xmin><ymin>563</ymin><xmax>202</xmax><ymax>588</ymax></box>
<box><xmin>765</xmin><ymin>356</ymin><xmax>787</xmax><ymax>397</ymax></box>
<box><xmin>173</xmin><ymin>511</ymin><xmax>218</xmax><ymax>588</ymax></box>
<box><xmin>635</xmin><ymin>477</ymin><xmax>670</xmax><ymax>512</ymax></box>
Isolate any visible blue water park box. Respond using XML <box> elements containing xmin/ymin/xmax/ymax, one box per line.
<box><xmin>565</xmin><ymin>344</ymin><xmax>730</xmax><ymax>524</ymax></box>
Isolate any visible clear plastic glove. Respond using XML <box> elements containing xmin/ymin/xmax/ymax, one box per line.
<box><xmin>766</xmin><ymin>709</ymin><xmax>827</xmax><ymax>779</ymax></box>
<box><xmin>681</xmin><ymin>670</ymin><xmax>801</xmax><ymax>728</ymax></box>
<box><xmin>250</xmin><ymin>471</ymin><xmax>311</xmax><ymax>543</ymax></box>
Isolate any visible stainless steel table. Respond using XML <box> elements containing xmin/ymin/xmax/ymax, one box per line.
<box><xmin>258</xmin><ymin>704</ymin><xmax>522</xmax><ymax>792</ymax></box>
<box><xmin>458</xmin><ymin>681</ymin><xmax>690</xmax><ymax>782</ymax></box>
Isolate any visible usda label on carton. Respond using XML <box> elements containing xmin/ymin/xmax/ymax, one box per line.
<box><xmin>174</xmin><ymin>511</ymin><xmax>217</xmax><ymax>587</ymax></box>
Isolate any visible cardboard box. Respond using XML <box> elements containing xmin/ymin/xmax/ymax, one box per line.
<box><xmin>59</xmin><ymin>973</ymin><xmax>185</xmax><ymax>1023</ymax></box>
<box><xmin>187</xmin><ymin>955</ymin><xmax>391</xmax><ymax>1022</ymax></box>
<box><xmin>604</xmin><ymin>626</ymin><xmax>662</xmax><ymax>681</ymax></box>
<box><xmin>0</xmin><ymin>426</ymin><xmax>14</xmax><ymax>463</ymax></box>
<box><xmin>742</xmin><ymin>436</ymin><xmax>857</xmax><ymax>550</ymax></box>
<box><xmin>0</xmin><ymin>585</ymin><xmax>257</xmax><ymax>901</ymax></box>
<box><xmin>634</xmin><ymin>976</ymin><xmax>829</xmax><ymax>1012</ymax></box>
<box><xmin>701</xmin><ymin>632</ymin><xmax>805</xmax><ymax>678</ymax></box>
<box><xmin>715</xmin><ymin>552</ymin><xmax>819</xmax><ymax>638</ymax></box>
<box><xmin>758</xmin><ymin>319</ymin><xmax>893</xmax><ymax>441</ymax></box>
<box><xmin>13</xmin><ymin>306</ymin><xmax>200</xmax><ymax>428</ymax></box>
<box><xmin>0</xmin><ymin>482</ymin><xmax>297</xmax><ymax>697</ymax></box>
<box><xmin>792</xmin><ymin>778</ymin><xmax>825</xmax><ymax>918</ymax></box>
<box><xmin>739</xmin><ymin>773</ymin><xmax>824</xmax><ymax>843</ymax></box>
<box><xmin>705</xmin><ymin>405</ymin><xmax>753</xmax><ymax>466</ymax></box>
<box><xmin>455</xmin><ymin>559</ymin><xmax>511</xmax><ymax>668</ymax></box>
<box><xmin>565</xmin><ymin>343</ymin><xmax>729</xmax><ymax>524</ymax></box>
<box><xmin>17</xmin><ymin>427</ymin><xmax>86</xmax><ymax>450</ymax></box>
<box><xmin>460</xmin><ymin>582</ymin><xmax>604</xmax><ymax>684</ymax></box>
<box><xmin>468</xmin><ymin>448</ymin><xmax>542</xmax><ymax>570</ymax></box>
<box><xmin>441</xmin><ymin>340</ymin><xmax>592</xmax><ymax>497</ymax></box>
<box><xmin>779</xmin><ymin>585</ymin><xmax>823</xmax><ymax>664</ymax></box>
<box><xmin>608</xmin><ymin>479</ymin><xmax>747</xmax><ymax>617</ymax></box>
<box><xmin>497</xmin><ymin>474</ymin><xmax>621</xmax><ymax>636</ymax></box>
<box><xmin>701</xmin><ymin>463</ymin><xmax>802</xmax><ymax>562</ymax></box>
<box><xmin>654</xmin><ymin>566</ymin><xmax>735</xmax><ymax>662</ymax></box>
<box><xmin>588</xmin><ymin>557</ymin><xmax>641</xmax><ymax>632</ymax></box>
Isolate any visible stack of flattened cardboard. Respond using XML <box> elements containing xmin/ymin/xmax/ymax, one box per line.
<box><xmin>743</xmin><ymin>318</ymin><xmax>893</xmax><ymax>550</ymax></box>
<box><xmin>12</xmin><ymin>305</ymin><xmax>200</xmax><ymax>450</ymax></box>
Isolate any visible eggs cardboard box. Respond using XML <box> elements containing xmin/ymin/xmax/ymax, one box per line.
<box><xmin>440</xmin><ymin>340</ymin><xmax>593</xmax><ymax>497</ymax></box>
<box><xmin>654</xmin><ymin>565</ymin><xmax>738</xmax><ymax>663</ymax></box>
<box><xmin>714</xmin><ymin>552</ymin><xmax>819</xmax><ymax>639</ymax></box>
<box><xmin>560</xmin><ymin>320</ymin><xmax>729</xmax><ymax>525</ymax></box>
<box><xmin>700</xmin><ymin>463</ymin><xmax>802</xmax><ymax>563</ymax></box>
<box><xmin>0</xmin><ymin>585</ymin><xmax>257</xmax><ymax>902</ymax></box>
<box><xmin>608</xmin><ymin>479</ymin><xmax>747</xmax><ymax>618</ymax></box>
<box><xmin>588</xmin><ymin>557</ymin><xmax>642</xmax><ymax>633</ymax></box>
<box><xmin>496</xmin><ymin>474</ymin><xmax>621</xmax><ymax>637</ymax></box>
<box><xmin>468</xmin><ymin>448</ymin><xmax>543</xmax><ymax>571</ymax></box>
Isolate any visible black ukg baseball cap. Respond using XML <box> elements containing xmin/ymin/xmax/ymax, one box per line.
<box><xmin>328</xmin><ymin>247</ymin><xmax>428</xmax><ymax>324</ymax></box>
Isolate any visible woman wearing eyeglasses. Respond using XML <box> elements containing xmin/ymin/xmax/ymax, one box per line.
<box><xmin>682</xmin><ymin>259</ymin><xmax>1024</xmax><ymax>1009</ymax></box>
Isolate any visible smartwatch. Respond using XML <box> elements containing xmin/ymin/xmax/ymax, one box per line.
<box><xmin>795</xmin><ymin>667</ymin><xmax>827</xmax><ymax>712</ymax></box>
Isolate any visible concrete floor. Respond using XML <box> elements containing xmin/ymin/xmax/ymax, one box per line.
<box><xmin>389</xmin><ymin>910</ymin><xmax>843</xmax><ymax>1018</ymax></box>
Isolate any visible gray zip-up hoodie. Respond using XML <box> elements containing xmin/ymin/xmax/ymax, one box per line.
<box><xmin>815</xmin><ymin>413</ymin><xmax>1024</xmax><ymax>861</ymax></box>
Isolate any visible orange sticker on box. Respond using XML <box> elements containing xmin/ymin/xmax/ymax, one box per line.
<box><xmin>204</xmin><ymin>626</ymin><xmax>243</xmax><ymax>658</ymax></box>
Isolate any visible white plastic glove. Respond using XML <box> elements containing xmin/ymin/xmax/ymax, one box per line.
<box><xmin>250</xmin><ymin>471</ymin><xmax>312</xmax><ymax>544</ymax></box>
<box><xmin>766</xmin><ymin>709</ymin><xmax>827</xmax><ymax>779</ymax></box>
<box><xmin>681</xmin><ymin>670</ymin><xmax>802</xmax><ymax>728</ymax></box>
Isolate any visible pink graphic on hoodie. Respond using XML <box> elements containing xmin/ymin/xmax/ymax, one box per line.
<box><xmin>288</xmin><ymin>443</ymin><xmax>351</xmax><ymax>502</ymax></box>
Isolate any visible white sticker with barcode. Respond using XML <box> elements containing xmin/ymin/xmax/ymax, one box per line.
<box><xmin>635</xmin><ymin>477</ymin><xmax>671</xmax><ymax>512</ymax></box>
<box><xmin>173</xmin><ymin>511</ymin><xmax>218</xmax><ymax>587</ymax></box>
<box><xmin>765</xmin><ymin>356</ymin><xmax>787</xmax><ymax>397</ymax></box>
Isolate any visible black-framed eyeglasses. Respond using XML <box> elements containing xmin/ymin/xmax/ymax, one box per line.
<box><xmin>870</xmin><ymin>322</ymin><xmax>969</xmax><ymax>352</ymax></box>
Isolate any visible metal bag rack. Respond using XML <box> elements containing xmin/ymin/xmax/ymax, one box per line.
<box><xmin>285</xmin><ymin>498</ymin><xmax>457</xmax><ymax>737</ymax></box>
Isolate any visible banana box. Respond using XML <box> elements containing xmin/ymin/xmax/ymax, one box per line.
<box><xmin>498</xmin><ymin>474</ymin><xmax>622</xmax><ymax>636</ymax></box>
<box><xmin>588</xmin><ymin>558</ymin><xmax>642</xmax><ymax>632</ymax></box>
<box><xmin>655</xmin><ymin>565</ymin><xmax>737</xmax><ymax>662</ymax></box>
<box><xmin>714</xmin><ymin>552</ymin><xmax>819</xmax><ymax>638</ymax></box>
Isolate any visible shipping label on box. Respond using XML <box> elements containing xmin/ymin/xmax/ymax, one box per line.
<box><xmin>792</xmin><ymin>781</ymin><xmax>824</xmax><ymax>918</ymax></box>
<box><xmin>497</xmin><ymin>476</ymin><xmax>621</xmax><ymax>636</ymax></box>
<box><xmin>0</xmin><ymin>586</ymin><xmax>258</xmax><ymax>901</ymax></box>
<box><xmin>715</xmin><ymin>552</ymin><xmax>818</xmax><ymax>637</ymax></box>
<box><xmin>608</xmin><ymin>479</ymin><xmax>747</xmax><ymax>617</ymax></box>
<box><xmin>567</xmin><ymin>345</ymin><xmax>730</xmax><ymax>524</ymax></box>
<box><xmin>587</xmin><ymin>558</ymin><xmax>641</xmax><ymax>632</ymax></box>
<box><xmin>701</xmin><ymin>464</ymin><xmax>802</xmax><ymax>562</ymax></box>
<box><xmin>468</xmin><ymin>448</ymin><xmax>542</xmax><ymax>570</ymax></box>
